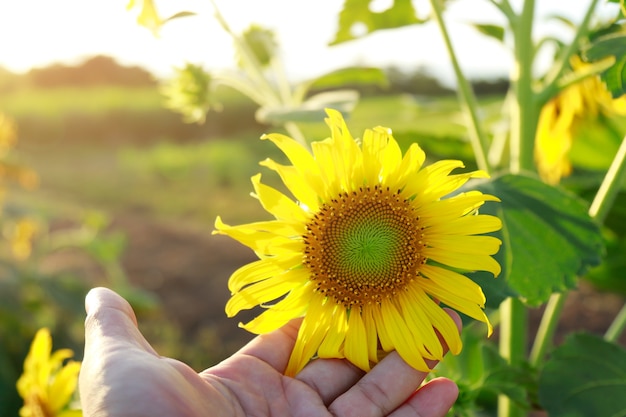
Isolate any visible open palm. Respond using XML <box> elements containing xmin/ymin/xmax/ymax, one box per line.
<box><xmin>79</xmin><ymin>287</ymin><xmax>459</xmax><ymax>417</ymax></box>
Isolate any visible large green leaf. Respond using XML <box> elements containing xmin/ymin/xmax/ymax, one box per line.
<box><xmin>330</xmin><ymin>0</ymin><xmax>424</xmax><ymax>45</ymax></box>
<box><xmin>473</xmin><ymin>174</ymin><xmax>604</xmax><ymax>307</ymax></box>
<box><xmin>583</xmin><ymin>33</ymin><xmax>626</xmax><ymax>97</ymax></box>
<box><xmin>539</xmin><ymin>333</ymin><xmax>626</xmax><ymax>416</ymax></box>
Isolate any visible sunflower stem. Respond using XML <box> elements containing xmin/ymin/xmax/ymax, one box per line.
<box><xmin>498</xmin><ymin>297</ymin><xmax>527</xmax><ymax>417</ymax></box>
<box><xmin>588</xmin><ymin>134</ymin><xmax>626</xmax><ymax>223</ymax></box>
<box><xmin>605</xmin><ymin>303</ymin><xmax>626</xmax><ymax>342</ymax></box>
<box><xmin>429</xmin><ymin>0</ymin><xmax>490</xmax><ymax>173</ymax></box>
<box><xmin>509</xmin><ymin>0</ymin><xmax>537</xmax><ymax>174</ymax></box>
<box><xmin>529</xmin><ymin>292</ymin><xmax>567</xmax><ymax>367</ymax></box>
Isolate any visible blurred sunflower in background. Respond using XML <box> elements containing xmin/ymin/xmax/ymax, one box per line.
<box><xmin>0</xmin><ymin>112</ymin><xmax>39</xmax><ymax>260</ymax></box>
<box><xmin>215</xmin><ymin>109</ymin><xmax>502</xmax><ymax>376</ymax></box>
<box><xmin>535</xmin><ymin>55</ymin><xmax>626</xmax><ymax>185</ymax></box>
<box><xmin>16</xmin><ymin>328</ymin><xmax>82</xmax><ymax>417</ymax></box>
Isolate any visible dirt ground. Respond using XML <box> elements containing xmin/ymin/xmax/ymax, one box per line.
<box><xmin>91</xmin><ymin>212</ymin><xmax>626</xmax><ymax>365</ymax></box>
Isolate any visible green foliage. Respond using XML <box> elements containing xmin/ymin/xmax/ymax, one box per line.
<box><xmin>472</xmin><ymin>24</ymin><xmax>505</xmax><ymax>43</ymax></box>
<box><xmin>437</xmin><ymin>324</ymin><xmax>536</xmax><ymax>416</ymax></box>
<box><xmin>584</xmin><ymin>33</ymin><xmax>626</xmax><ymax>97</ymax></box>
<box><xmin>472</xmin><ymin>174</ymin><xmax>604</xmax><ymax>307</ymax></box>
<box><xmin>331</xmin><ymin>0</ymin><xmax>425</xmax><ymax>45</ymax></box>
<box><xmin>538</xmin><ymin>333</ymin><xmax>626</xmax><ymax>416</ymax></box>
<box><xmin>160</xmin><ymin>63</ymin><xmax>218</xmax><ymax>123</ymax></box>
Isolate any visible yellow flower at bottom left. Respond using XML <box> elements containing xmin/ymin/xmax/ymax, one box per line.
<box><xmin>16</xmin><ymin>328</ymin><xmax>82</xmax><ymax>417</ymax></box>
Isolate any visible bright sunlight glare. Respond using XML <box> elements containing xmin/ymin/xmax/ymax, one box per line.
<box><xmin>0</xmin><ymin>0</ymin><xmax>615</xmax><ymax>84</ymax></box>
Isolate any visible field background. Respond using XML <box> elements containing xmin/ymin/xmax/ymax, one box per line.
<box><xmin>1</xmin><ymin>57</ymin><xmax>624</xmax><ymax>415</ymax></box>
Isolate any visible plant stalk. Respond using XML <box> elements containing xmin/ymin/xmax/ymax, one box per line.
<box><xmin>529</xmin><ymin>292</ymin><xmax>567</xmax><ymax>367</ymax></box>
<box><xmin>605</xmin><ymin>303</ymin><xmax>626</xmax><ymax>342</ymax></box>
<box><xmin>498</xmin><ymin>297</ymin><xmax>527</xmax><ymax>417</ymax></box>
<box><xmin>509</xmin><ymin>0</ymin><xmax>536</xmax><ymax>174</ymax></box>
<box><xmin>429</xmin><ymin>0</ymin><xmax>490</xmax><ymax>172</ymax></box>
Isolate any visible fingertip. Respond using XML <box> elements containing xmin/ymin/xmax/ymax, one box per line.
<box><xmin>408</xmin><ymin>377</ymin><xmax>459</xmax><ymax>417</ymax></box>
<box><xmin>85</xmin><ymin>287</ymin><xmax>138</xmax><ymax>327</ymax></box>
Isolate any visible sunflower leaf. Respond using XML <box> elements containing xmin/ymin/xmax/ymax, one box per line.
<box><xmin>472</xmin><ymin>173</ymin><xmax>604</xmax><ymax>307</ymax></box>
<box><xmin>330</xmin><ymin>0</ymin><xmax>425</xmax><ymax>45</ymax></box>
<box><xmin>538</xmin><ymin>333</ymin><xmax>626</xmax><ymax>416</ymax></box>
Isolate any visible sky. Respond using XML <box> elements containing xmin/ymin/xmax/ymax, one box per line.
<box><xmin>0</xmin><ymin>0</ymin><xmax>618</xmax><ymax>85</ymax></box>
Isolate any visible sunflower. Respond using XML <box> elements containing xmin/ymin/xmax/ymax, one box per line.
<box><xmin>16</xmin><ymin>328</ymin><xmax>82</xmax><ymax>417</ymax></box>
<box><xmin>215</xmin><ymin>109</ymin><xmax>502</xmax><ymax>376</ymax></box>
<box><xmin>535</xmin><ymin>55</ymin><xmax>626</xmax><ymax>185</ymax></box>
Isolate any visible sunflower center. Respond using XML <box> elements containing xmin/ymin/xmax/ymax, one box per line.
<box><xmin>303</xmin><ymin>185</ymin><xmax>426</xmax><ymax>308</ymax></box>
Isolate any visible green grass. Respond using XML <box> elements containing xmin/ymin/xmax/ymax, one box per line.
<box><xmin>0</xmin><ymin>87</ymin><xmax>163</xmax><ymax>119</ymax></box>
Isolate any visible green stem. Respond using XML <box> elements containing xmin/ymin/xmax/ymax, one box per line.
<box><xmin>498</xmin><ymin>297</ymin><xmax>527</xmax><ymax>417</ymax></box>
<box><xmin>529</xmin><ymin>292</ymin><xmax>567</xmax><ymax>367</ymax></box>
<box><xmin>488</xmin><ymin>0</ymin><xmax>517</xmax><ymax>24</ymax></box>
<box><xmin>429</xmin><ymin>0</ymin><xmax>490</xmax><ymax>172</ymax></box>
<box><xmin>208</xmin><ymin>0</ymin><xmax>281</xmax><ymax>107</ymax></box>
<box><xmin>588</xmin><ymin>134</ymin><xmax>626</xmax><ymax>223</ymax></box>
<box><xmin>605</xmin><ymin>303</ymin><xmax>626</xmax><ymax>342</ymax></box>
<box><xmin>499</xmin><ymin>3</ymin><xmax>536</xmax><ymax>416</ymax></box>
<box><xmin>509</xmin><ymin>0</ymin><xmax>537</xmax><ymax>174</ymax></box>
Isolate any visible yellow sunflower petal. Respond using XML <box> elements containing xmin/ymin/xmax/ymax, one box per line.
<box><xmin>240</xmin><ymin>283</ymin><xmax>313</xmax><ymax>334</ymax></box>
<box><xmin>318</xmin><ymin>305</ymin><xmax>347</xmax><ymax>359</ymax></box>
<box><xmin>226</xmin><ymin>268</ymin><xmax>307</xmax><ymax>316</ymax></box>
<box><xmin>397</xmin><ymin>288</ymin><xmax>441</xmax><ymax>359</ymax></box>
<box><xmin>227</xmin><ymin>255</ymin><xmax>301</xmax><ymax>293</ymax></box>
<box><xmin>393</xmin><ymin>142</ymin><xmax>426</xmax><ymax>186</ymax></box>
<box><xmin>251</xmin><ymin>174</ymin><xmax>308</xmax><ymax>223</ymax></box>
<box><xmin>417</xmin><ymin>290</ymin><xmax>463</xmax><ymax>355</ymax></box>
<box><xmin>285</xmin><ymin>294</ymin><xmax>334</xmax><ymax>376</ymax></box>
<box><xmin>404</xmin><ymin>159</ymin><xmax>465</xmax><ymax>200</ymax></box>
<box><xmin>361</xmin><ymin>127</ymin><xmax>389</xmax><ymax>185</ymax></box>
<box><xmin>426</xmin><ymin>235</ymin><xmax>502</xmax><ymax>255</ymax></box>
<box><xmin>260</xmin><ymin>159</ymin><xmax>320</xmax><ymax>211</ymax></box>
<box><xmin>381</xmin><ymin>299</ymin><xmax>430</xmax><ymax>371</ymax></box>
<box><xmin>48</xmin><ymin>360</ymin><xmax>81</xmax><ymax>412</ymax></box>
<box><xmin>418</xmin><ymin>192</ymin><xmax>500</xmax><ymax>221</ymax></box>
<box><xmin>324</xmin><ymin>108</ymin><xmax>362</xmax><ymax>191</ymax></box>
<box><xmin>214</xmin><ymin>217</ymin><xmax>304</xmax><ymax>256</ymax></box>
<box><xmin>379</xmin><ymin>131</ymin><xmax>403</xmax><ymax>183</ymax></box>
<box><xmin>425</xmin><ymin>249</ymin><xmax>502</xmax><ymax>276</ymax></box>
<box><xmin>427</xmin><ymin>214</ymin><xmax>502</xmax><ymax>236</ymax></box>
<box><xmin>345</xmin><ymin>309</ymin><xmax>370</xmax><ymax>371</ymax></box>
<box><xmin>362</xmin><ymin>305</ymin><xmax>379</xmax><ymax>363</ymax></box>
<box><xmin>261</xmin><ymin>132</ymin><xmax>320</xmax><ymax>177</ymax></box>
<box><xmin>419</xmin><ymin>266</ymin><xmax>492</xmax><ymax>335</ymax></box>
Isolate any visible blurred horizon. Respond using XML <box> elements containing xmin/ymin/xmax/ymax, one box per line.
<box><xmin>0</xmin><ymin>0</ymin><xmax>616</xmax><ymax>86</ymax></box>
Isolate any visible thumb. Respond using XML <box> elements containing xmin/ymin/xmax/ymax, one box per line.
<box><xmin>83</xmin><ymin>287</ymin><xmax>157</xmax><ymax>355</ymax></box>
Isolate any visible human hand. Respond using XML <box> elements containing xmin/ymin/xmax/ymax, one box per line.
<box><xmin>79</xmin><ymin>287</ymin><xmax>460</xmax><ymax>417</ymax></box>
